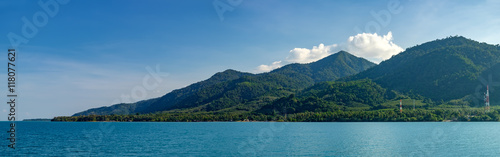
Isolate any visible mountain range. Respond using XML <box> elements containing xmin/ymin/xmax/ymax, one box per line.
<box><xmin>74</xmin><ymin>51</ymin><xmax>375</xmax><ymax>116</ymax></box>
<box><xmin>73</xmin><ymin>36</ymin><xmax>500</xmax><ymax>117</ymax></box>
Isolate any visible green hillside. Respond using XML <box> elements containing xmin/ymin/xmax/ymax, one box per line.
<box><xmin>73</xmin><ymin>69</ymin><xmax>253</xmax><ymax>116</ymax></box>
<box><xmin>73</xmin><ymin>51</ymin><xmax>375</xmax><ymax>116</ymax></box>
<box><xmin>60</xmin><ymin>36</ymin><xmax>500</xmax><ymax>122</ymax></box>
<box><xmin>346</xmin><ymin>36</ymin><xmax>500</xmax><ymax>102</ymax></box>
<box><xmin>255</xmin><ymin>79</ymin><xmax>395</xmax><ymax>115</ymax></box>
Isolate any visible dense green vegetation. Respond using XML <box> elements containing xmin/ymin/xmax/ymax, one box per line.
<box><xmin>345</xmin><ymin>36</ymin><xmax>500</xmax><ymax>102</ymax></box>
<box><xmin>55</xmin><ymin>79</ymin><xmax>499</xmax><ymax>122</ymax></box>
<box><xmin>255</xmin><ymin>79</ymin><xmax>391</xmax><ymax>115</ymax></box>
<box><xmin>72</xmin><ymin>69</ymin><xmax>254</xmax><ymax>116</ymax></box>
<box><xmin>74</xmin><ymin>51</ymin><xmax>375</xmax><ymax>116</ymax></box>
<box><xmin>53</xmin><ymin>108</ymin><xmax>500</xmax><ymax>122</ymax></box>
<box><xmin>58</xmin><ymin>36</ymin><xmax>500</xmax><ymax>122</ymax></box>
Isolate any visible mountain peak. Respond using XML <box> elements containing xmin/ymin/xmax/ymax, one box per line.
<box><xmin>406</xmin><ymin>36</ymin><xmax>481</xmax><ymax>52</ymax></box>
<box><xmin>209</xmin><ymin>69</ymin><xmax>252</xmax><ymax>82</ymax></box>
<box><xmin>271</xmin><ymin>50</ymin><xmax>376</xmax><ymax>82</ymax></box>
<box><xmin>336</xmin><ymin>50</ymin><xmax>350</xmax><ymax>55</ymax></box>
<box><xmin>348</xmin><ymin>35</ymin><xmax>500</xmax><ymax>101</ymax></box>
<box><xmin>222</xmin><ymin>69</ymin><xmax>239</xmax><ymax>73</ymax></box>
<box><xmin>310</xmin><ymin>51</ymin><xmax>355</xmax><ymax>64</ymax></box>
<box><xmin>311</xmin><ymin>51</ymin><xmax>373</xmax><ymax>67</ymax></box>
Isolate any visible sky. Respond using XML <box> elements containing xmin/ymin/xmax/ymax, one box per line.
<box><xmin>0</xmin><ymin>0</ymin><xmax>499</xmax><ymax>120</ymax></box>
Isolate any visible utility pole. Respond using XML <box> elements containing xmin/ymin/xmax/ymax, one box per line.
<box><xmin>400</xmin><ymin>99</ymin><xmax>403</xmax><ymax>113</ymax></box>
<box><xmin>485</xmin><ymin>85</ymin><xmax>490</xmax><ymax>112</ymax></box>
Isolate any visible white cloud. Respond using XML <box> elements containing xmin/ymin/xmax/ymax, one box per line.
<box><xmin>345</xmin><ymin>32</ymin><xmax>403</xmax><ymax>63</ymax></box>
<box><xmin>257</xmin><ymin>61</ymin><xmax>283</xmax><ymax>72</ymax></box>
<box><xmin>286</xmin><ymin>43</ymin><xmax>338</xmax><ymax>63</ymax></box>
<box><xmin>255</xmin><ymin>32</ymin><xmax>403</xmax><ymax>73</ymax></box>
<box><xmin>255</xmin><ymin>44</ymin><xmax>337</xmax><ymax>73</ymax></box>
<box><xmin>2</xmin><ymin>109</ymin><xmax>6</xmax><ymax>113</ymax></box>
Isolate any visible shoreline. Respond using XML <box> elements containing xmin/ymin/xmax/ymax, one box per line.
<box><xmin>48</xmin><ymin>120</ymin><xmax>500</xmax><ymax>123</ymax></box>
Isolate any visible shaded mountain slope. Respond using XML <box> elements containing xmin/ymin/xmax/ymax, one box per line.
<box><xmin>74</xmin><ymin>51</ymin><xmax>375</xmax><ymax>116</ymax></box>
<box><xmin>345</xmin><ymin>36</ymin><xmax>500</xmax><ymax>101</ymax></box>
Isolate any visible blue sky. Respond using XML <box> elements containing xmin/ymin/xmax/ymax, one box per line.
<box><xmin>1</xmin><ymin>0</ymin><xmax>499</xmax><ymax>120</ymax></box>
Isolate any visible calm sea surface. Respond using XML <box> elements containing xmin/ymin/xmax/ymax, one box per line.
<box><xmin>1</xmin><ymin>122</ymin><xmax>500</xmax><ymax>156</ymax></box>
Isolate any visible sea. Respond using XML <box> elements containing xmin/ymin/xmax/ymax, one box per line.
<box><xmin>1</xmin><ymin>122</ymin><xmax>499</xmax><ymax>156</ymax></box>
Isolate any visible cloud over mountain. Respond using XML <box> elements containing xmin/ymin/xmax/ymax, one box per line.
<box><xmin>345</xmin><ymin>32</ymin><xmax>403</xmax><ymax>63</ymax></box>
<box><xmin>256</xmin><ymin>32</ymin><xmax>403</xmax><ymax>73</ymax></box>
<box><xmin>286</xmin><ymin>43</ymin><xmax>338</xmax><ymax>64</ymax></box>
<box><xmin>256</xmin><ymin>61</ymin><xmax>283</xmax><ymax>72</ymax></box>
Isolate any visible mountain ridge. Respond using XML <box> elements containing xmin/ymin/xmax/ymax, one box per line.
<box><xmin>73</xmin><ymin>36</ymin><xmax>500</xmax><ymax>117</ymax></box>
<box><xmin>345</xmin><ymin>36</ymin><xmax>500</xmax><ymax>102</ymax></box>
<box><xmin>74</xmin><ymin>51</ymin><xmax>375</xmax><ymax>116</ymax></box>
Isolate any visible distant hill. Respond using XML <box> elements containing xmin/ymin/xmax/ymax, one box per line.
<box><xmin>73</xmin><ymin>51</ymin><xmax>375</xmax><ymax>116</ymax></box>
<box><xmin>23</xmin><ymin>118</ymin><xmax>52</xmax><ymax>121</ymax></box>
<box><xmin>345</xmin><ymin>36</ymin><xmax>500</xmax><ymax>102</ymax></box>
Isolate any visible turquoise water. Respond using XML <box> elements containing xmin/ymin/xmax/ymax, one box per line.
<box><xmin>1</xmin><ymin>122</ymin><xmax>500</xmax><ymax>156</ymax></box>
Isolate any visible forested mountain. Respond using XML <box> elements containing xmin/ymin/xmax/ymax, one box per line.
<box><xmin>255</xmin><ymin>79</ymin><xmax>395</xmax><ymax>115</ymax></box>
<box><xmin>59</xmin><ymin>36</ymin><xmax>500</xmax><ymax>122</ymax></box>
<box><xmin>345</xmin><ymin>36</ymin><xmax>500</xmax><ymax>102</ymax></box>
<box><xmin>272</xmin><ymin>51</ymin><xmax>375</xmax><ymax>83</ymax></box>
<box><xmin>73</xmin><ymin>69</ymin><xmax>253</xmax><ymax>116</ymax></box>
<box><xmin>73</xmin><ymin>51</ymin><xmax>375</xmax><ymax>116</ymax></box>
